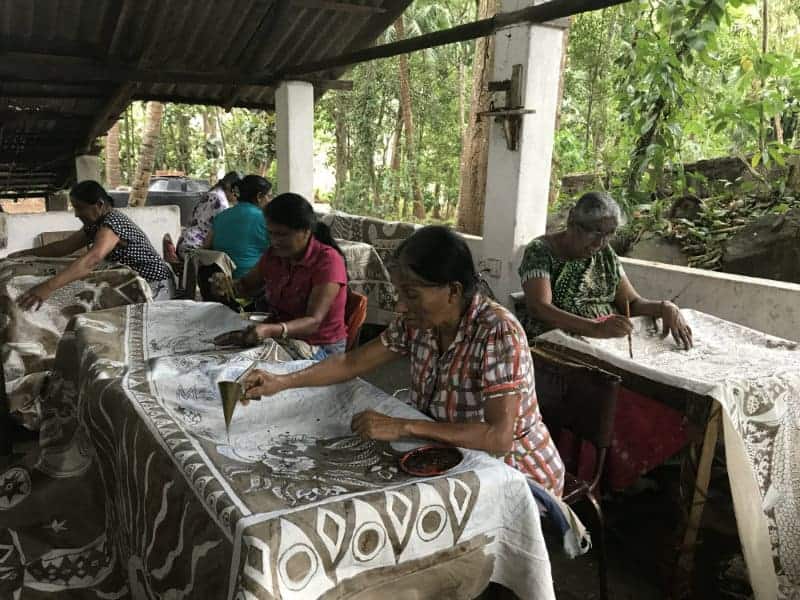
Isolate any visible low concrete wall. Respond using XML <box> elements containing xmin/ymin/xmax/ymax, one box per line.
<box><xmin>0</xmin><ymin>206</ymin><xmax>181</xmax><ymax>258</ymax></box>
<box><xmin>272</xmin><ymin>210</ymin><xmax>800</xmax><ymax>341</ymax></box>
<box><xmin>620</xmin><ymin>257</ymin><xmax>800</xmax><ymax>341</ymax></box>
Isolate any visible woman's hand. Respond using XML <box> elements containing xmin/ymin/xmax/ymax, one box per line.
<box><xmin>213</xmin><ymin>324</ymin><xmax>263</xmax><ymax>347</ymax></box>
<box><xmin>17</xmin><ymin>282</ymin><xmax>54</xmax><ymax>311</ymax></box>
<box><xmin>351</xmin><ymin>410</ymin><xmax>407</xmax><ymax>442</ymax></box>
<box><xmin>591</xmin><ymin>314</ymin><xmax>633</xmax><ymax>338</ymax></box>
<box><xmin>242</xmin><ymin>369</ymin><xmax>286</xmax><ymax>403</ymax></box>
<box><xmin>660</xmin><ymin>301</ymin><xmax>693</xmax><ymax>350</ymax></box>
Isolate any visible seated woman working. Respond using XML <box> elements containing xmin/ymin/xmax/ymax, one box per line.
<box><xmin>238</xmin><ymin>225</ymin><xmax>566</xmax><ymax>497</ymax></box>
<box><xmin>214</xmin><ymin>193</ymin><xmax>349</xmax><ymax>360</ymax></box>
<box><xmin>207</xmin><ymin>175</ymin><xmax>271</xmax><ymax>279</ymax></box>
<box><xmin>11</xmin><ymin>180</ymin><xmax>175</xmax><ymax>308</ymax></box>
<box><xmin>176</xmin><ymin>171</ymin><xmax>241</xmax><ymax>259</ymax></box>
<box><xmin>519</xmin><ymin>191</ymin><xmax>692</xmax><ymax>489</ymax></box>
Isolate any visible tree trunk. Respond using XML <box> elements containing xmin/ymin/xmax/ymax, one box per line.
<box><xmin>130</xmin><ymin>101</ymin><xmax>164</xmax><ymax>207</ymax></box>
<box><xmin>260</xmin><ymin>157</ymin><xmax>273</xmax><ymax>178</ymax></box>
<box><xmin>334</xmin><ymin>98</ymin><xmax>349</xmax><ymax>205</ymax></box>
<box><xmin>432</xmin><ymin>182</ymin><xmax>442</xmax><ymax>219</ymax></box>
<box><xmin>549</xmin><ymin>24</ymin><xmax>571</xmax><ymax>207</ymax></box>
<box><xmin>123</xmin><ymin>105</ymin><xmax>134</xmax><ymax>184</ymax></box>
<box><xmin>390</xmin><ymin>106</ymin><xmax>403</xmax><ymax>212</ymax></box>
<box><xmin>105</xmin><ymin>120</ymin><xmax>122</xmax><ymax>189</ymax></box>
<box><xmin>456</xmin><ymin>0</ymin><xmax>495</xmax><ymax>235</ymax></box>
<box><xmin>178</xmin><ymin>111</ymin><xmax>191</xmax><ymax>174</ymax></box>
<box><xmin>395</xmin><ymin>16</ymin><xmax>426</xmax><ymax>221</ymax></box>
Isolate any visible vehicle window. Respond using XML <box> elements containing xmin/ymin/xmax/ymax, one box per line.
<box><xmin>149</xmin><ymin>179</ymin><xmax>169</xmax><ymax>192</ymax></box>
<box><xmin>187</xmin><ymin>180</ymin><xmax>210</xmax><ymax>193</ymax></box>
<box><xmin>167</xmin><ymin>180</ymin><xmax>184</xmax><ymax>192</ymax></box>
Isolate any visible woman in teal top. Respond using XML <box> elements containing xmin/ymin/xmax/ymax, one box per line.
<box><xmin>207</xmin><ymin>175</ymin><xmax>272</xmax><ymax>279</ymax></box>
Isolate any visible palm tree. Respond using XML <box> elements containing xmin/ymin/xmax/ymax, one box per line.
<box><xmin>457</xmin><ymin>0</ymin><xmax>496</xmax><ymax>235</ymax></box>
<box><xmin>105</xmin><ymin>120</ymin><xmax>122</xmax><ymax>189</ymax></box>
<box><xmin>130</xmin><ymin>102</ymin><xmax>164</xmax><ymax>207</ymax></box>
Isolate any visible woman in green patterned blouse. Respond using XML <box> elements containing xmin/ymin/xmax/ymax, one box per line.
<box><xmin>518</xmin><ymin>191</ymin><xmax>692</xmax><ymax>349</ymax></box>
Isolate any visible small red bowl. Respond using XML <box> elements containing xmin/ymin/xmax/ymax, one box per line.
<box><xmin>399</xmin><ymin>445</ymin><xmax>463</xmax><ymax>477</ymax></box>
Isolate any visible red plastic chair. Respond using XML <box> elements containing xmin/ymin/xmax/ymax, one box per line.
<box><xmin>344</xmin><ymin>289</ymin><xmax>368</xmax><ymax>351</ymax></box>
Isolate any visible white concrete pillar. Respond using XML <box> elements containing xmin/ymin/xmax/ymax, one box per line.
<box><xmin>275</xmin><ymin>81</ymin><xmax>314</xmax><ymax>200</ymax></box>
<box><xmin>75</xmin><ymin>154</ymin><xmax>101</xmax><ymax>183</ymax></box>
<box><xmin>480</xmin><ymin>0</ymin><xmax>566</xmax><ymax>305</ymax></box>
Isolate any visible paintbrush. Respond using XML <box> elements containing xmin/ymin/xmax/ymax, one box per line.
<box><xmin>218</xmin><ymin>360</ymin><xmax>259</xmax><ymax>443</ymax></box>
<box><xmin>625</xmin><ymin>299</ymin><xmax>633</xmax><ymax>359</ymax></box>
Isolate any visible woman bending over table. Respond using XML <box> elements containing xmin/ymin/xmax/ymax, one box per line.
<box><xmin>214</xmin><ymin>193</ymin><xmax>349</xmax><ymax>360</ymax></box>
<box><xmin>10</xmin><ymin>180</ymin><xmax>175</xmax><ymax>308</ymax></box>
<box><xmin>519</xmin><ymin>191</ymin><xmax>692</xmax><ymax>489</ymax></box>
<box><xmin>239</xmin><ymin>225</ymin><xmax>566</xmax><ymax>497</ymax></box>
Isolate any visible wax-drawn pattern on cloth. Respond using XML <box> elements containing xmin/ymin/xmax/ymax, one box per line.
<box><xmin>232</xmin><ymin>471</ymin><xmax>480</xmax><ymax>599</ymax></box>
<box><xmin>219</xmin><ymin>435</ymin><xmax>410</xmax><ymax>508</ymax></box>
<box><xmin>79</xmin><ymin>362</ymin><xmax>228</xmax><ymax>599</ymax></box>
<box><xmin>0</xmin><ymin>258</ymin><xmax>150</xmax><ymax>429</ymax></box>
<box><xmin>539</xmin><ymin>310</ymin><xmax>800</xmax><ymax>597</ymax></box>
<box><xmin>0</xmin><ymin>468</ymin><xmax>31</xmax><ymax>510</ymax></box>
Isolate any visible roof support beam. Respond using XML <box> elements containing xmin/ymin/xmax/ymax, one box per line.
<box><xmin>290</xmin><ymin>1</ymin><xmax>386</xmax><ymax>14</ymax></box>
<box><xmin>278</xmin><ymin>0</ymin><xmax>629</xmax><ymax>78</ymax></box>
<box><xmin>0</xmin><ymin>54</ymin><xmax>354</xmax><ymax>90</ymax></box>
<box><xmin>80</xmin><ymin>83</ymin><xmax>135</xmax><ymax>153</ymax></box>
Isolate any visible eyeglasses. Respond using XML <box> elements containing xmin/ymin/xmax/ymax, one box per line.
<box><xmin>577</xmin><ymin>222</ymin><xmax>616</xmax><ymax>241</ymax></box>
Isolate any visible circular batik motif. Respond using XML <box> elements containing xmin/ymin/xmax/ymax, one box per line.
<box><xmin>278</xmin><ymin>542</ymin><xmax>319</xmax><ymax>591</ymax></box>
<box><xmin>0</xmin><ymin>467</ymin><xmax>31</xmax><ymax>510</ymax></box>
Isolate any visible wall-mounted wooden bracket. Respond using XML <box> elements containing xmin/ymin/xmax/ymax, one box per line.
<box><xmin>479</xmin><ymin>64</ymin><xmax>534</xmax><ymax>150</ymax></box>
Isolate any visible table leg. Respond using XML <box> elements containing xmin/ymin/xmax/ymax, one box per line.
<box><xmin>0</xmin><ymin>365</ymin><xmax>10</xmax><ymax>457</ymax></box>
<box><xmin>671</xmin><ymin>405</ymin><xmax>722</xmax><ymax>598</ymax></box>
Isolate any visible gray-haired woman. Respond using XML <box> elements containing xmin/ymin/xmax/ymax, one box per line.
<box><xmin>518</xmin><ymin>191</ymin><xmax>692</xmax><ymax>349</ymax></box>
<box><xmin>518</xmin><ymin>190</ymin><xmax>693</xmax><ymax>491</ymax></box>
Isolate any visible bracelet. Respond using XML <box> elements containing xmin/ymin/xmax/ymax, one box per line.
<box><xmin>279</xmin><ymin>322</ymin><xmax>289</xmax><ymax>339</ymax></box>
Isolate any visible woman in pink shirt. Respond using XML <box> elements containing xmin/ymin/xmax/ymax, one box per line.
<box><xmin>215</xmin><ymin>193</ymin><xmax>348</xmax><ymax>359</ymax></box>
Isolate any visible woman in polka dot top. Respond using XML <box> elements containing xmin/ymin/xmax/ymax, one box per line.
<box><xmin>11</xmin><ymin>180</ymin><xmax>175</xmax><ymax>310</ymax></box>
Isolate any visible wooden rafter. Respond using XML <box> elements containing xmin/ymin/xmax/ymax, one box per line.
<box><xmin>0</xmin><ymin>54</ymin><xmax>355</xmax><ymax>91</ymax></box>
<box><xmin>291</xmin><ymin>1</ymin><xmax>386</xmax><ymax>14</ymax></box>
<box><xmin>279</xmin><ymin>0</ymin><xmax>628</xmax><ymax>78</ymax></box>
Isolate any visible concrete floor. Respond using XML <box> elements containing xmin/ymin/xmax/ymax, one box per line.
<box><xmin>361</xmin><ymin>352</ymin><xmax>748</xmax><ymax>600</ymax></box>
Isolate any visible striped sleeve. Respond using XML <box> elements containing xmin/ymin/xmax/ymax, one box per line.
<box><xmin>380</xmin><ymin>315</ymin><xmax>411</xmax><ymax>356</ymax></box>
<box><xmin>518</xmin><ymin>239</ymin><xmax>553</xmax><ymax>284</ymax></box>
<box><xmin>482</xmin><ymin>317</ymin><xmax>527</xmax><ymax>400</ymax></box>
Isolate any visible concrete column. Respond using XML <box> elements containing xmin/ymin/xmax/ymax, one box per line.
<box><xmin>75</xmin><ymin>154</ymin><xmax>101</xmax><ymax>183</ymax></box>
<box><xmin>480</xmin><ymin>0</ymin><xmax>566</xmax><ymax>305</ymax></box>
<box><xmin>275</xmin><ymin>81</ymin><xmax>314</xmax><ymax>200</ymax></box>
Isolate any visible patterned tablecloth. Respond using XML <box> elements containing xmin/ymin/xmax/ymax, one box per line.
<box><xmin>0</xmin><ymin>257</ymin><xmax>151</xmax><ymax>429</ymax></box>
<box><xmin>539</xmin><ymin>310</ymin><xmax>800</xmax><ymax>600</ymax></box>
<box><xmin>0</xmin><ymin>301</ymin><xmax>555</xmax><ymax>599</ymax></box>
<box><xmin>337</xmin><ymin>239</ymin><xmax>395</xmax><ymax>326</ymax></box>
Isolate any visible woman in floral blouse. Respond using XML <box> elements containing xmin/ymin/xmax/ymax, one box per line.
<box><xmin>240</xmin><ymin>225</ymin><xmax>565</xmax><ymax>496</ymax></box>
<box><xmin>518</xmin><ymin>191</ymin><xmax>693</xmax><ymax>490</ymax></box>
<box><xmin>176</xmin><ymin>171</ymin><xmax>241</xmax><ymax>259</ymax></box>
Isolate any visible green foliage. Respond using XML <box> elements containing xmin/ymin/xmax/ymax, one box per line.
<box><xmin>315</xmin><ymin>0</ymin><xmax>474</xmax><ymax>222</ymax></box>
<box><xmin>553</xmin><ymin>0</ymin><xmax>800</xmax><ymax>205</ymax></box>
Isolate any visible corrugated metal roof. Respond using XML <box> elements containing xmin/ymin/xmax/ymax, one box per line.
<box><xmin>0</xmin><ymin>0</ymin><xmax>411</xmax><ymax>197</ymax></box>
